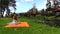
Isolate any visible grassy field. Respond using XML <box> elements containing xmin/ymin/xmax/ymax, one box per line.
<box><xmin>0</xmin><ymin>17</ymin><xmax>60</xmax><ymax>34</ymax></box>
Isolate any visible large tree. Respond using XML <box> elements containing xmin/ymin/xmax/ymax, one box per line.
<box><xmin>0</xmin><ymin>0</ymin><xmax>16</xmax><ymax>17</ymax></box>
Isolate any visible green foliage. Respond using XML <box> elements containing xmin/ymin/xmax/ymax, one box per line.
<box><xmin>0</xmin><ymin>0</ymin><xmax>16</xmax><ymax>17</ymax></box>
<box><xmin>45</xmin><ymin>16</ymin><xmax>55</xmax><ymax>20</ymax></box>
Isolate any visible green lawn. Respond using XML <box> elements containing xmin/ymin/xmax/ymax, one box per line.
<box><xmin>0</xmin><ymin>17</ymin><xmax>60</xmax><ymax>34</ymax></box>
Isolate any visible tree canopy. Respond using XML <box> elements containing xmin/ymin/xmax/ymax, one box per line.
<box><xmin>0</xmin><ymin>0</ymin><xmax>16</xmax><ymax>17</ymax></box>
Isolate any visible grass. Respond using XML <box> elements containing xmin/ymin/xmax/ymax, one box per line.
<box><xmin>0</xmin><ymin>17</ymin><xmax>60</xmax><ymax>34</ymax></box>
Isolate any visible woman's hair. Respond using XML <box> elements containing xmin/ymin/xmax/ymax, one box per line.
<box><xmin>13</xmin><ymin>12</ymin><xmax>18</xmax><ymax>20</ymax></box>
<box><xmin>13</xmin><ymin>12</ymin><xmax>16</xmax><ymax>14</ymax></box>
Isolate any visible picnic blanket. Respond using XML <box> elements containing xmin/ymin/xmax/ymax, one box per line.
<box><xmin>5</xmin><ymin>22</ymin><xmax>29</xmax><ymax>28</ymax></box>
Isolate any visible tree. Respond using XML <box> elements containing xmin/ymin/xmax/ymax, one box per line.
<box><xmin>40</xmin><ymin>9</ymin><xmax>45</xmax><ymax>16</ymax></box>
<box><xmin>46</xmin><ymin>1</ymin><xmax>51</xmax><ymax>11</ymax></box>
<box><xmin>53</xmin><ymin>0</ymin><xmax>58</xmax><ymax>7</ymax></box>
<box><xmin>0</xmin><ymin>0</ymin><xmax>16</xmax><ymax>17</ymax></box>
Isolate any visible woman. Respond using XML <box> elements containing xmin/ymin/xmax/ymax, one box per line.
<box><xmin>13</xmin><ymin>13</ymin><xmax>18</xmax><ymax>24</ymax></box>
<box><xmin>8</xmin><ymin>13</ymin><xmax>18</xmax><ymax>24</ymax></box>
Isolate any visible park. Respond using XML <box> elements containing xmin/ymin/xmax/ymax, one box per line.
<box><xmin>0</xmin><ymin>0</ymin><xmax>60</xmax><ymax>34</ymax></box>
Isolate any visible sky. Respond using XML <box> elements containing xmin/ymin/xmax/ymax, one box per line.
<box><xmin>10</xmin><ymin>0</ymin><xmax>47</xmax><ymax>13</ymax></box>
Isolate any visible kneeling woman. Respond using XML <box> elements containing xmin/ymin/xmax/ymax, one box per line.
<box><xmin>8</xmin><ymin>13</ymin><xmax>18</xmax><ymax>24</ymax></box>
<box><xmin>13</xmin><ymin>13</ymin><xmax>18</xmax><ymax>24</ymax></box>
